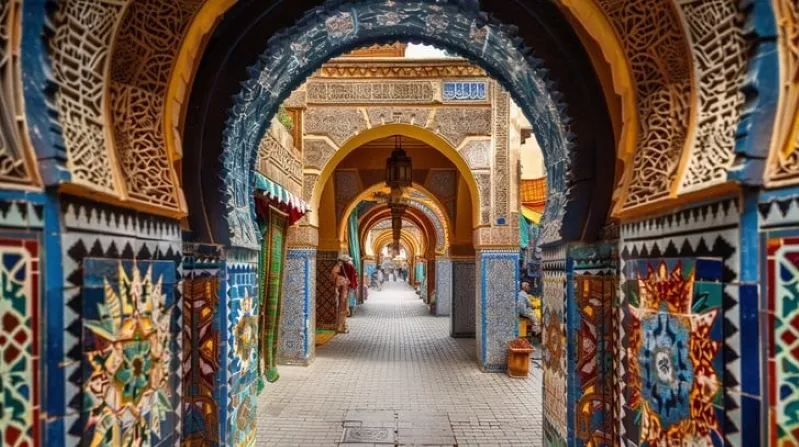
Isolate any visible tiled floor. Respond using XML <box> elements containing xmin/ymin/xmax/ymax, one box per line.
<box><xmin>257</xmin><ymin>281</ymin><xmax>543</xmax><ymax>446</ymax></box>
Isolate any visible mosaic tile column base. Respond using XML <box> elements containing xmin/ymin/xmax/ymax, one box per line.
<box><xmin>279</xmin><ymin>248</ymin><xmax>317</xmax><ymax>366</ymax></box>
<box><xmin>223</xmin><ymin>247</ymin><xmax>259</xmax><ymax>447</ymax></box>
<box><xmin>451</xmin><ymin>259</ymin><xmax>476</xmax><ymax>338</ymax></box>
<box><xmin>476</xmin><ymin>249</ymin><xmax>519</xmax><ymax>372</ymax></box>
<box><xmin>435</xmin><ymin>257</ymin><xmax>452</xmax><ymax>316</ymax></box>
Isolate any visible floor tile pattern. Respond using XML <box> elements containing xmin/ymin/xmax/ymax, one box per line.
<box><xmin>258</xmin><ymin>282</ymin><xmax>543</xmax><ymax>446</ymax></box>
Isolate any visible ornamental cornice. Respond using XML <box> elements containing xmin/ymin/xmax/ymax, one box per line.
<box><xmin>313</xmin><ymin>58</ymin><xmax>487</xmax><ymax>79</ymax></box>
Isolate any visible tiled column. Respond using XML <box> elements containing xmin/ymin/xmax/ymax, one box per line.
<box><xmin>435</xmin><ymin>257</ymin><xmax>453</xmax><ymax>316</ymax></box>
<box><xmin>475</xmin><ymin>248</ymin><xmax>519</xmax><ymax>372</ymax></box>
<box><xmin>315</xmin><ymin>250</ymin><xmax>340</xmax><ymax>329</ymax></box>
<box><xmin>451</xmin><ymin>258</ymin><xmax>476</xmax><ymax>338</ymax></box>
<box><xmin>222</xmin><ymin>247</ymin><xmax>260</xmax><ymax>447</ymax></box>
<box><xmin>541</xmin><ymin>245</ymin><xmax>568</xmax><ymax>446</ymax></box>
<box><xmin>278</xmin><ymin>248</ymin><xmax>317</xmax><ymax>365</ymax></box>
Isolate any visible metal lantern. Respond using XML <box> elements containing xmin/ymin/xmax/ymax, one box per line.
<box><xmin>390</xmin><ymin>201</ymin><xmax>407</xmax><ymax>250</ymax></box>
<box><xmin>385</xmin><ymin>136</ymin><xmax>412</xmax><ymax>192</ymax></box>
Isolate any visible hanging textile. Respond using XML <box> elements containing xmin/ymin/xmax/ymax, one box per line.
<box><xmin>258</xmin><ymin>207</ymin><xmax>289</xmax><ymax>384</ymax></box>
<box><xmin>347</xmin><ymin>208</ymin><xmax>362</xmax><ymax>308</ymax></box>
<box><xmin>519</xmin><ymin>213</ymin><xmax>530</xmax><ymax>248</ymax></box>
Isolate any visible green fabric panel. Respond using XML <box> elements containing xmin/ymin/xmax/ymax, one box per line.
<box><xmin>347</xmin><ymin>208</ymin><xmax>362</xmax><ymax>278</ymax></box>
<box><xmin>519</xmin><ymin>213</ymin><xmax>530</xmax><ymax>248</ymax></box>
<box><xmin>259</xmin><ymin>209</ymin><xmax>288</xmax><ymax>384</ymax></box>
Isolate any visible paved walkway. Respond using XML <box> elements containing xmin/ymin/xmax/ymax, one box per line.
<box><xmin>257</xmin><ymin>281</ymin><xmax>543</xmax><ymax>446</ymax></box>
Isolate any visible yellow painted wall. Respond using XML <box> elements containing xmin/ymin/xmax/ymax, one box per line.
<box><xmin>317</xmin><ymin>176</ymin><xmax>339</xmax><ymax>250</ymax></box>
<box><xmin>455</xmin><ymin>176</ymin><xmax>473</xmax><ymax>244</ymax></box>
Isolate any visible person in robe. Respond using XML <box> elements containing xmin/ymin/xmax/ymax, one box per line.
<box><xmin>342</xmin><ymin>255</ymin><xmax>359</xmax><ymax>315</ymax></box>
<box><xmin>362</xmin><ymin>272</ymin><xmax>370</xmax><ymax>302</ymax></box>
<box><xmin>518</xmin><ymin>281</ymin><xmax>541</xmax><ymax>337</ymax></box>
<box><xmin>376</xmin><ymin>268</ymin><xmax>384</xmax><ymax>290</ymax></box>
<box><xmin>332</xmin><ymin>255</ymin><xmax>351</xmax><ymax>333</ymax></box>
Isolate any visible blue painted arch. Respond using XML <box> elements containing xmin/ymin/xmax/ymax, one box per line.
<box><xmin>220</xmin><ymin>0</ymin><xmax>574</xmax><ymax>251</ymax></box>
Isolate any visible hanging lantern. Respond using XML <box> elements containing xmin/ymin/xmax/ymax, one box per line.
<box><xmin>386</xmin><ymin>136</ymin><xmax>412</xmax><ymax>193</ymax></box>
<box><xmin>390</xmin><ymin>201</ymin><xmax>407</xmax><ymax>250</ymax></box>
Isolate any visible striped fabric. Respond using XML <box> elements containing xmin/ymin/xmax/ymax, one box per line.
<box><xmin>254</xmin><ymin>172</ymin><xmax>310</xmax><ymax>214</ymax></box>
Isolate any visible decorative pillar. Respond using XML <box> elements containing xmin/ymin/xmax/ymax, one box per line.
<box><xmin>451</xmin><ymin>257</ymin><xmax>476</xmax><ymax>338</ymax></box>
<box><xmin>435</xmin><ymin>256</ymin><xmax>453</xmax><ymax>316</ymax></box>
<box><xmin>222</xmin><ymin>247</ymin><xmax>260</xmax><ymax>447</ymax></box>
<box><xmin>426</xmin><ymin>258</ymin><xmax>436</xmax><ymax>304</ymax></box>
<box><xmin>568</xmin><ymin>243</ymin><xmax>616</xmax><ymax>446</ymax></box>
<box><xmin>475</xmin><ymin>248</ymin><xmax>519</xmax><ymax>372</ymax></box>
<box><xmin>316</xmin><ymin>250</ymin><xmax>341</xmax><ymax>329</ymax></box>
<box><xmin>183</xmin><ymin>243</ymin><xmax>225</xmax><ymax>446</ymax></box>
<box><xmin>278</xmin><ymin>247</ymin><xmax>317</xmax><ymax>365</ymax></box>
<box><xmin>541</xmin><ymin>244</ymin><xmax>568</xmax><ymax>446</ymax></box>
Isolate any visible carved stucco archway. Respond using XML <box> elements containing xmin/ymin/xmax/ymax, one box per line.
<box><xmin>358</xmin><ymin>208</ymin><xmax>437</xmax><ymax>255</ymax></box>
<box><xmin>338</xmin><ymin>182</ymin><xmax>452</xmax><ymax>254</ymax></box>
<box><xmin>372</xmin><ymin>230</ymin><xmax>420</xmax><ymax>261</ymax></box>
<box><xmin>311</xmin><ymin>124</ymin><xmax>480</xmax><ymax>230</ymax></box>
<box><xmin>363</xmin><ymin>217</ymin><xmax>427</xmax><ymax>258</ymax></box>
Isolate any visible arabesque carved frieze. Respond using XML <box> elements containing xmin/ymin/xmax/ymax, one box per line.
<box><xmin>303</xmin><ymin>173</ymin><xmax>319</xmax><ymax>202</ymax></box>
<box><xmin>303</xmin><ymin>139</ymin><xmax>337</xmax><ymax>171</ymax></box>
<box><xmin>367</xmin><ymin>107</ymin><xmax>430</xmax><ymax>127</ymax></box>
<box><xmin>676</xmin><ymin>0</ymin><xmax>746</xmax><ymax>193</ymax></box>
<box><xmin>304</xmin><ymin>108</ymin><xmax>368</xmax><ymax>147</ymax></box>
<box><xmin>475</xmin><ymin>172</ymin><xmax>491</xmax><ymax>226</ymax></box>
<box><xmin>768</xmin><ymin>0</ymin><xmax>799</xmax><ymax>185</ymax></box>
<box><xmin>459</xmin><ymin>140</ymin><xmax>491</xmax><ymax>170</ymax></box>
<box><xmin>257</xmin><ymin>123</ymin><xmax>303</xmax><ymax>197</ymax></box>
<box><xmin>306</xmin><ymin>80</ymin><xmax>437</xmax><ymax>104</ymax></box>
<box><xmin>109</xmin><ymin>0</ymin><xmax>200</xmax><ymax>210</ymax></box>
<box><xmin>430</xmin><ymin>108</ymin><xmax>492</xmax><ymax>147</ymax></box>
<box><xmin>51</xmin><ymin>0</ymin><xmax>124</xmax><ymax>194</ymax></box>
<box><xmin>598</xmin><ymin>0</ymin><xmax>693</xmax><ymax>207</ymax></box>
<box><xmin>492</xmin><ymin>90</ymin><xmax>510</xmax><ymax>223</ymax></box>
<box><xmin>0</xmin><ymin>0</ymin><xmax>35</xmax><ymax>186</ymax></box>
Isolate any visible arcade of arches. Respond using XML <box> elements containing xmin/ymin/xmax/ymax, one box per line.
<box><xmin>2</xmin><ymin>0</ymin><xmax>798</xmax><ymax>446</ymax></box>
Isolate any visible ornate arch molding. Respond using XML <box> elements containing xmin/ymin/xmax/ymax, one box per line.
<box><xmin>357</xmin><ymin>200</ymin><xmax>445</xmax><ymax>255</ymax></box>
<box><xmin>0</xmin><ymin>0</ymin><xmax>41</xmax><ymax>188</ymax></box>
<box><xmin>216</xmin><ymin>0</ymin><xmax>581</xmax><ymax>250</ymax></box>
<box><xmin>364</xmin><ymin>218</ymin><xmax>427</xmax><ymax>257</ymax></box>
<box><xmin>372</xmin><ymin>230</ymin><xmax>419</xmax><ymax>261</ymax></box>
<box><xmin>337</xmin><ymin>182</ymin><xmax>453</xmax><ymax>244</ymax></box>
<box><xmin>316</xmin><ymin>124</ymin><xmax>480</xmax><ymax>230</ymax></box>
<box><xmin>360</xmin><ymin>208</ymin><xmax>434</xmax><ymax>256</ymax></box>
<box><xmin>765</xmin><ymin>0</ymin><xmax>799</xmax><ymax>186</ymax></box>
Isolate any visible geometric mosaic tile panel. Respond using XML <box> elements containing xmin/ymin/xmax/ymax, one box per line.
<box><xmin>182</xmin><ymin>271</ymin><xmax>220</xmax><ymax>446</ymax></box>
<box><xmin>574</xmin><ymin>274</ymin><xmax>615</xmax><ymax>446</ymax></box>
<box><xmin>81</xmin><ymin>258</ymin><xmax>178</xmax><ymax>446</ymax></box>
<box><xmin>767</xmin><ymin>237</ymin><xmax>799</xmax><ymax>446</ymax></box>
<box><xmin>542</xmin><ymin>268</ymin><xmax>567</xmax><ymax>446</ymax></box>
<box><xmin>0</xmin><ymin>238</ymin><xmax>40</xmax><ymax>447</ymax></box>
<box><xmin>622</xmin><ymin>257</ymin><xmax>724</xmax><ymax>445</ymax></box>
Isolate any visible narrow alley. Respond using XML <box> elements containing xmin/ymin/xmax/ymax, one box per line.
<box><xmin>258</xmin><ymin>282</ymin><xmax>543</xmax><ymax>446</ymax></box>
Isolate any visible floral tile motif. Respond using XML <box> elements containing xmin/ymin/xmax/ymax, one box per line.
<box><xmin>81</xmin><ymin>258</ymin><xmax>178</xmax><ymax>446</ymax></box>
<box><xmin>182</xmin><ymin>273</ymin><xmax>220</xmax><ymax>446</ymax></box>
<box><xmin>574</xmin><ymin>274</ymin><xmax>615</xmax><ymax>446</ymax></box>
<box><xmin>624</xmin><ymin>258</ymin><xmax>723</xmax><ymax>444</ymax></box>
<box><xmin>542</xmin><ymin>269</ymin><xmax>566</xmax><ymax>445</ymax></box>
<box><xmin>767</xmin><ymin>237</ymin><xmax>799</xmax><ymax>446</ymax></box>
<box><xmin>0</xmin><ymin>238</ymin><xmax>39</xmax><ymax>447</ymax></box>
